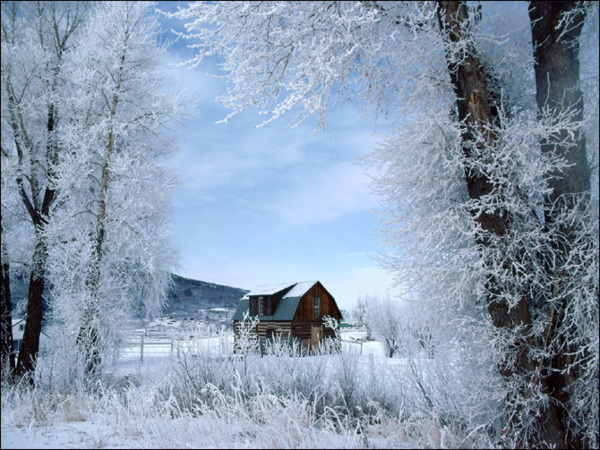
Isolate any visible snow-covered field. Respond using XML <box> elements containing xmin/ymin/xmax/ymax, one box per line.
<box><xmin>1</xmin><ymin>327</ymin><xmax>492</xmax><ymax>449</ymax></box>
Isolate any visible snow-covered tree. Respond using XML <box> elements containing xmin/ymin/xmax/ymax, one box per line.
<box><xmin>1</xmin><ymin>0</ymin><xmax>91</xmax><ymax>380</ymax></box>
<box><xmin>170</xmin><ymin>2</ymin><xmax>598</xmax><ymax>447</ymax></box>
<box><xmin>360</xmin><ymin>293</ymin><xmax>402</xmax><ymax>358</ymax></box>
<box><xmin>2</xmin><ymin>1</ymin><xmax>186</xmax><ymax>382</ymax></box>
<box><xmin>45</xmin><ymin>1</ymin><xmax>183</xmax><ymax>378</ymax></box>
<box><xmin>351</xmin><ymin>295</ymin><xmax>373</xmax><ymax>340</ymax></box>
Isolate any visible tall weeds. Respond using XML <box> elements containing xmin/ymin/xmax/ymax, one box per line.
<box><xmin>1</xmin><ymin>329</ymin><xmax>497</xmax><ymax>448</ymax></box>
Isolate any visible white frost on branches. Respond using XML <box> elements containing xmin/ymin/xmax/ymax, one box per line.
<box><xmin>1</xmin><ymin>1</ymin><xmax>188</xmax><ymax>379</ymax></box>
<box><xmin>170</xmin><ymin>1</ymin><xmax>599</xmax><ymax>446</ymax></box>
<box><xmin>46</xmin><ymin>1</ymin><xmax>185</xmax><ymax>374</ymax></box>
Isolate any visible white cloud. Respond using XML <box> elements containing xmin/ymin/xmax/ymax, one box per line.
<box><xmin>265</xmin><ymin>161</ymin><xmax>377</xmax><ymax>226</ymax></box>
<box><xmin>158</xmin><ymin>9</ymin><xmax>397</xmax><ymax>304</ymax></box>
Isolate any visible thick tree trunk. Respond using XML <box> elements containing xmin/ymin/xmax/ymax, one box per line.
<box><xmin>436</xmin><ymin>0</ymin><xmax>525</xmax><ymax>325</ymax></box>
<box><xmin>528</xmin><ymin>2</ymin><xmax>589</xmax><ymax>448</ymax></box>
<box><xmin>15</xmin><ymin>236</ymin><xmax>47</xmax><ymax>383</ymax></box>
<box><xmin>437</xmin><ymin>2</ymin><xmax>570</xmax><ymax>447</ymax></box>
<box><xmin>436</xmin><ymin>2</ymin><xmax>510</xmax><ymax>239</ymax></box>
<box><xmin>530</xmin><ymin>2</ymin><xmax>590</xmax><ymax>204</ymax></box>
<box><xmin>2</xmin><ymin>1</ymin><xmax>88</xmax><ymax>384</ymax></box>
<box><xmin>3</xmin><ymin>48</ymin><xmax>58</xmax><ymax>383</ymax></box>
<box><xmin>12</xmin><ymin>109</ymin><xmax>57</xmax><ymax>383</ymax></box>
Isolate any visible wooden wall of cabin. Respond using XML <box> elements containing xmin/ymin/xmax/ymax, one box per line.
<box><xmin>234</xmin><ymin>319</ymin><xmax>336</xmax><ymax>339</ymax></box>
<box><xmin>257</xmin><ymin>322</ymin><xmax>292</xmax><ymax>338</ymax></box>
<box><xmin>292</xmin><ymin>283</ymin><xmax>342</xmax><ymax>322</ymax></box>
<box><xmin>233</xmin><ymin>321</ymin><xmax>257</xmax><ymax>337</ymax></box>
<box><xmin>233</xmin><ymin>321</ymin><xmax>292</xmax><ymax>339</ymax></box>
<box><xmin>289</xmin><ymin>322</ymin><xmax>337</xmax><ymax>337</ymax></box>
<box><xmin>234</xmin><ymin>318</ymin><xmax>340</xmax><ymax>353</ymax></box>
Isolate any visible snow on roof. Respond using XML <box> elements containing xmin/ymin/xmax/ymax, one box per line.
<box><xmin>283</xmin><ymin>281</ymin><xmax>317</xmax><ymax>299</ymax></box>
<box><xmin>245</xmin><ymin>282</ymin><xmax>295</xmax><ymax>297</ymax></box>
<box><xmin>244</xmin><ymin>280</ymin><xmax>319</xmax><ymax>299</ymax></box>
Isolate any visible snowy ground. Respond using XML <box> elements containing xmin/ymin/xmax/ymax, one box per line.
<box><xmin>2</xmin><ymin>329</ymin><xmax>413</xmax><ymax>450</ymax></box>
<box><xmin>2</xmin><ymin>326</ymin><xmax>491</xmax><ymax>449</ymax></box>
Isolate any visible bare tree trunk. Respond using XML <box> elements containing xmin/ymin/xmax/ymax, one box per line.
<box><xmin>2</xmin><ymin>61</ymin><xmax>51</xmax><ymax>383</ymax></box>
<box><xmin>75</xmin><ymin>134</ymin><xmax>111</xmax><ymax>378</ymax></box>
<box><xmin>437</xmin><ymin>2</ymin><xmax>569</xmax><ymax>447</ymax></box>
<box><xmin>5</xmin><ymin>80</ymin><xmax>57</xmax><ymax>382</ymax></box>
<box><xmin>76</xmin><ymin>91</ymin><xmax>119</xmax><ymax>377</ymax></box>
<box><xmin>530</xmin><ymin>2</ymin><xmax>590</xmax><ymax>204</ymax></box>
<box><xmin>15</xmin><ymin>240</ymin><xmax>46</xmax><ymax>382</ymax></box>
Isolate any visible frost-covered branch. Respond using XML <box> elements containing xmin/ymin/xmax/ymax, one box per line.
<box><xmin>168</xmin><ymin>1</ymin><xmax>598</xmax><ymax>446</ymax></box>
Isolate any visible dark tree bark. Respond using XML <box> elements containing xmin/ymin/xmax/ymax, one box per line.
<box><xmin>12</xmin><ymin>87</ymin><xmax>57</xmax><ymax>382</ymax></box>
<box><xmin>437</xmin><ymin>2</ymin><xmax>574</xmax><ymax>447</ymax></box>
<box><xmin>15</xmin><ymin>237</ymin><xmax>48</xmax><ymax>382</ymax></box>
<box><xmin>4</xmin><ymin>72</ymin><xmax>55</xmax><ymax>382</ymax></box>
<box><xmin>2</xmin><ymin>2</ymin><xmax>88</xmax><ymax>383</ymax></box>
<box><xmin>528</xmin><ymin>2</ymin><xmax>590</xmax><ymax>448</ymax></box>
<box><xmin>530</xmin><ymin>2</ymin><xmax>590</xmax><ymax>204</ymax></box>
<box><xmin>436</xmin><ymin>0</ymin><xmax>531</xmax><ymax>331</ymax></box>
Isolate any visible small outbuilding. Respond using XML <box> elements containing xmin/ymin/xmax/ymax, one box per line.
<box><xmin>12</xmin><ymin>318</ymin><xmax>25</xmax><ymax>352</ymax></box>
<box><xmin>232</xmin><ymin>280</ymin><xmax>343</xmax><ymax>352</ymax></box>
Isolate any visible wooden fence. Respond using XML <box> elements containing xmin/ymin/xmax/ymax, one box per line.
<box><xmin>122</xmin><ymin>328</ymin><xmax>232</xmax><ymax>363</ymax></box>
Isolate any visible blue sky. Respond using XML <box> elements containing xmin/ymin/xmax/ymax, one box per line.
<box><xmin>157</xmin><ymin>3</ymin><xmax>396</xmax><ymax>311</ymax></box>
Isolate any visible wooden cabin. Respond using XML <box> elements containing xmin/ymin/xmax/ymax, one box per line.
<box><xmin>232</xmin><ymin>280</ymin><xmax>343</xmax><ymax>352</ymax></box>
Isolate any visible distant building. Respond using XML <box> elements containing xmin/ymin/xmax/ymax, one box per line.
<box><xmin>12</xmin><ymin>318</ymin><xmax>25</xmax><ymax>352</ymax></box>
<box><xmin>232</xmin><ymin>280</ymin><xmax>343</xmax><ymax>353</ymax></box>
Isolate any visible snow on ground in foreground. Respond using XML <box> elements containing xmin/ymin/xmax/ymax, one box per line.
<box><xmin>1</xmin><ymin>423</ymin><xmax>118</xmax><ymax>450</ymax></box>
<box><xmin>1</xmin><ymin>330</ymin><xmax>433</xmax><ymax>450</ymax></box>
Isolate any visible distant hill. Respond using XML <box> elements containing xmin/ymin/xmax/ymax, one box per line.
<box><xmin>164</xmin><ymin>274</ymin><xmax>248</xmax><ymax>320</ymax></box>
<box><xmin>10</xmin><ymin>273</ymin><xmax>248</xmax><ymax>322</ymax></box>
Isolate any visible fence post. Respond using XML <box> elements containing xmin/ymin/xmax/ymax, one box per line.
<box><xmin>140</xmin><ymin>332</ymin><xmax>144</xmax><ymax>364</ymax></box>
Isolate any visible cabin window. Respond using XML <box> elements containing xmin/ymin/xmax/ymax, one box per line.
<box><xmin>258</xmin><ymin>296</ymin><xmax>264</xmax><ymax>315</ymax></box>
<box><xmin>266</xmin><ymin>296</ymin><xmax>272</xmax><ymax>315</ymax></box>
<box><xmin>19</xmin><ymin>324</ymin><xmax>25</xmax><ymax>331</ymax></box>
<box><xmin>313</xmin><ymin>296</ymin><xmax>320</xmax><ymax>319</ymax></box>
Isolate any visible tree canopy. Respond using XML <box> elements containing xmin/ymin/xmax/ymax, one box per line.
<box><xmin>169</xmin><ymin>2</ymin><xmax>599</xmax><ymax>447</ymax></box>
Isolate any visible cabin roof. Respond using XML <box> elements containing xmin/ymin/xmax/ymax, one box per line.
<box><xmin>233</xmin><ymin>280</ymin><xmax>319</xmax><ymax>321</ymax></box>
<box><xmin>243</xmin><ymin>280</ymin><xmax>318</xmax><ymax>299</ymax></box>
<box><xmin>232</xmin><ymin>297</ymin><xmax>302</xmax><ymax>321</ymax></box>
<box><xmin>283</xmin><ymin>281</ymin><xmax>317</xmax><ymax>299</ymax></box>
<box><xmin>244</xmin><ymin>282</ymin><xmax>295</xmax><ymax>297</ymax></box>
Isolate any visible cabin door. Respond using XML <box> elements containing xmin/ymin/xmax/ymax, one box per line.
<box><xmin>311</xmin><ymin>325</ymin><xmax>322</xmax><ymax>351</ymax></box>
